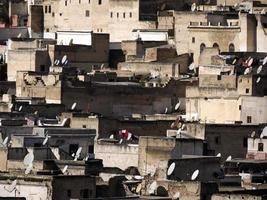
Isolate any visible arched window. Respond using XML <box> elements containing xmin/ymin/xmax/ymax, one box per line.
<box><xmin>200</xmin><ymin>43</ymin><xmax>206</xmax><ymax>53</ymax></box>
<box><xmin>213</xmin><ymin>43</ymin><xmax>219</xmax><ymax>49</ymax></box>
<box><xmin>229</xmin><ymin>43</ymin><xmax>235</xmax><ymax>52</ymax></box>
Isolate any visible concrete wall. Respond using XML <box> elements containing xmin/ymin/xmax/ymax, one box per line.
<box><xmin>94</xmin><ymin>142</ymin><xmax>139</xmax><ymax>170</ymax></box>
<box><xmin>212</xmin><ymin>194</ymin><xmax>262</xmax><ymax>200</ymax></box>
<box><xmin>52</xmin><ymin>176</ymin><xmax>96</xmax><ymax>200</ymax></box>
<box><xmin>0</xmin><ymin>180</ymin><xmax>50</xmax><ymax>200</ymax></box>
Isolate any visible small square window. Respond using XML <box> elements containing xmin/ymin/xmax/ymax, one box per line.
<box><xmin>239</xmin><ymin>105</ymin><xmax>241</xmax><ymax>110</ymax></box>
<box><xmin>217</xmin><ymin>75</ymin><xmax>222</xmax><ymax>80</ymax></box>
<box><xmin>85</xmin><ymin>10</ymin><xmax>90</xmax><ymax>17</ymax></box>
<box><xmin>192</xmin><ymin>37</ymin><xmax>195</xmax><ymax>43</ymax></box>
<box><xmin>98</xmin><ymin>0</ymin><xmax>102</xmax><ymax>4</ymax></box>
<box><xmin>67</xmin><ymin>190</ymin><xmax>71</xmax><ymax>197</ymax></box>
<box><xmin>79</xmin><ymin>0</ymin><xmax>81</xmax><ymax>3</ymax></box>
<box><xmin>52</xmin><ymin>12</ymin><xmax>55</xmax><ymax>17</ymax></box>
<box><xmin>83</xmin><ymin>125</ymin><xmax>86</xmax><ymax>128</ymax></box>
<box><xmin>88</xmin><ymin>0</ymin><xmax>90</xmax><ymax>3</ymax></box>
<box><xmin>246</xmin><ymin>88</ymin><xmax>249</xmax><ymax>94</ymax></box>
<box><xmin>247</xmin><ymin>116</ymin><xmax>252</xmax><ymax>123</ymax></box>
<box><xmin>258</xmin><ymin>143</ymin><xmax>264</xmax><ymax>152</ymax></box>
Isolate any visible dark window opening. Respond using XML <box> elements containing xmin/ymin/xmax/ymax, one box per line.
<box><xmin>123</xmin><ymin>12</ymin><xmax>125</xmax><ymax>18</ymax></box>
<box><xmin>34</xmin><ymin>143</ymin><xmax>42</xmax><ymax>147</ymax></box>
<box><xmin>67</xmin><ymin>190</ymin><xmax>71</xmax><ymax>197</ymax></box>
<box><xmin>69</xmin><ymin>144</ymin><xmax>78</xmax><ymax>156</ymax></box>
<box><xmin>65</xmin><ymin>1</ymin><xmax>67</xmax><ymax>6</ymax></box>
<box><xmin>40</xmin><ymin>65</ymin><xmax>45</xmax><ymax>72</ymax></box>
<box><xmin>247</xmin><ymin>116</ymin><xmax>252</xmax><ymax>123</ymax></box>
<box><xmin>243</xmin><ymin>137</ymin><xmax>247</xmax><ymax>147</ymax></box>
<box><xmin>239</xmin><ymin>105</ymin><xmax>242</xmax><ymax>110</ymax></box>
<box><xmin>98</xmin><ymin>0</ymin><xmax>102</xmax><ymax>4</ymax></box>
<box><xmin>215</xmin><ymin>136</ymin><xmax>221</xmax><ymax>145</ymax></box>
<box><xmin>48</xmin><ymin>5</ymin><xmax>51</xmax><ymax>13</ymax></box>
<box><xmin>45</xmin><ymin>6</ymin><xmax>47</xmax><ymax>13</ymax></box>
<box><xmin>258</xmin><ymin>143</ymin><xmax>264</xmax><ymax>151</ymax></box>
<box><xmin>246</xmin><ymin>88</ymin><xmax>249</xmax><ymax>93</ymax></box>
<box><xmin>117</xmin><ymin>12</ymin><xmax>119</xmax><ymax>18</ymax></box>
<box><xmin>110</xmin><ymin>12</ymin><xmax>113</xmax><ymax>18</ymax></box>
<box><xmin>192</xmin><ymin>37</ymin><xmax>195</xmax><ymax>43</ymax></box>
<box><xmin>85</xmin><ymin>10</ymin><xmax>90</xmax><ymax>17</ymax></box>
<box><xmin>217</xmin><ymin>75</ymin><xmax>221</xmax><ymax>80</ymax></box>
<box><xmin>129</xmin><ymin>12</ymin><xmax>132</xmax><ymax>18</ymax></box>
<box><xmin>82</xmin><ymin>125</ymin><xmax>86</xmax><ymax>128</ymax></box>
<box><xmin>229</xmin><ymin>43</ymin><xmax>235</xmax><ymax>52</ymax></box>
<box><xmin>200</xmin><ymin>43</ymin><xmax>206</xmax><ymax>53</ymax></box>
<box><xmin>88</xmin><ymin>145</ymin><xmax>94</xmax><ymax>154</ymax></box>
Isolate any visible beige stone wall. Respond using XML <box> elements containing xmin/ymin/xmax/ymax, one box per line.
<box><xmin>16</xmin><ymin>71</ymin><xmax>62</xmax><ymax>103</ymax></box>
<box><xmin>0</xmin><ymin>149</ymin><xmax>7</xmax><ymax>171</ymax></box>
<box><xmin>237</xmin><ymin>75</ymin><xmax>253</xmax><ymax>96</ymax></box>
<box><xmin>94</xmin><ymin>142</ymin><xmax>139</xmax><ymax>170</ymax></box>
<box><xmin>212</xmin><ymin>194</ymin><xmax>262</xmax><ymax>200</ymax></box>
<box><xmin>138</xmin><ymin>136</ymin><xmax>175</xmax><ymax>176</ymax></box>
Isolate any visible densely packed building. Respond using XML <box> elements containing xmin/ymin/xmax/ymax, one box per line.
<box><xmin>0</xmin><ymin>0</ymin><xmax>267</xmax><ymax>199</ymax></box>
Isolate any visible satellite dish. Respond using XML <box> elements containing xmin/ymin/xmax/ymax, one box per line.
<box><xmin>188</xmin><ymin>63</ymin><xmax>195</xmax><ymax>71</ymax></box>
<box><xmin>164</xmin><ymin>107</ymin><xmax>168</xmax><ymax>114</ymax></box>
<box><xmin>125</xmin><ymin>175</ymin><xmax>132</xmax><ymax>180</ymax></box>
<box><xmin>216</xmin><ymin>153</ymin><xmax>221</xmax><ymax>157</ymax></box>
<box><xmin>256</xmin><ymin>77</ymin><xmax>261</xmax><ymax>84</ymax></box>
<box><xmin>167</xmin><ymin>162</ymin><xmax>175</xmax><ymax>176</ymax></box>
<box><xmin>134</xmin><ymin>175</ymin><xmax>143</xmax><ymax>180</ymax></box>
<box><xmin>148</xmin><ymin>181</ymin><xmax>157</xmax><ymax>194</ymax></box>
<box><xmin>175</xmin><ymin>101</ymin><xmax>181</xmax><ymax>111</ymax></box>
<box><xmin>74</xmin><ymin>147</ymin><xmax>82</xmax><ymax>160</ymax></box>
<box><xmin>127</xmin><ymin>132</ymin><xmax>132</xmax><ymax>140</ymax></box>
<box><xmin>109</xmin><ymin>134</ymin><xmax>114</xmax><ymax>139</ymax></box>
<box><xmin>9</xmin><ymin>103</ymin><xmax>13</xmax><ymax>109</ymax></box>
<box><xmin>244</xmin><ymin>68</ymin><xmax>250</xmax><ymax>75</ymax></box>
<box><xmin>56</xmin><ymin>60</ymin><xmax>60</xmax><ymax>65</ymax></box>
<box><xmin>17</xmin><ymin>33</ymin><xmax>22</xmax><ymax>38</ymax></box>
<box><xmin>251</xmin><ymin>131</ymin><xmax>256</xmax><ymax>138</ymax></box>
<box><xmin>25</xmin><ymin>163</ymin><xmax>33</xmax><ymax>175</ymax></box>
<box><xmin>232</xmin><ymin>59</ymin><xmax>237</xmax><ymax>65</ymax></box>
<box><xmin>119</xmin><ymin>138</ymin><xmax>123</xmax><ymax>144</ymax></box>
<box><xmin>191</xmin><ymin>3</ymin><xmax>196</xmax><ymax>11</ymax></box>
<box><xmin>71</xmin><ymin>102</ymin><xmax>77</xmax><ymax>110</ymax></box>
<box><xmin>191</xmin><ymin>169</ymin><xmax>199</xmax><ymax>180</ymax></box>
<box><xmin>18</xmin><ymin>105</ymin><xmax>23</xmax><ymax>112</ymax></box>
<box><xmin>181</xmin><ymin>124</ymin><xmax>186</xmax><ymax>130</ymax></box>
<box><xmin>62</xmin><ymin>165</ymin><xmax>68</xmax><ymax>173</ymax></box>
<box><xmin>257</xmin><ymin>65</ymin><xmax>263</xmax><ymax>74</ymax></box>
<box><xmin>247</xmin><ymin>58</ymin><xmax>253</xmax><ymax>66</ymax></box>
<box><xmin>261</xmin><ymin>8</ymin><xmax>266</xmax><ymax>15</ymax></box>
<box><xmin>136</xmin><ymin>183</ymin><xmax>142</xmax><ymax>193</ymax></box>
<box><xmin>23</xmin><ymin>151</ymin><xmax>34</xmax><ymax>166</ymax></box>
<box><xmin>42</xmin><ymin>135</ymin><xmax>49</xmax><ymax>146</ymax></box>
<box><xmin>176</xmin><ymin>128</ymin><xmax>182</xmax><ymax>136</ymax></box>
<box><xmin>261</xmin><ymin>126</ymin><xmax>267</xmax><ymax>138</ymax></box>
<box><xmin>2</xmin><ymin>136</ymin><xmax>9</xmax><ymax>146</ymax></box>
<box><xmin>61</xmin><ymin>55</ymin><xmax>67</xmax><ymax>64</ymax></box>
<box><xmin>226</xmin><ymin>155</ymin><xmax>232</xmax><ymax>161</ymax></box>
<box><xmin>263</xmin><ymin>56</ymin><xmax>267</xmax><ymax>65</ymax></box>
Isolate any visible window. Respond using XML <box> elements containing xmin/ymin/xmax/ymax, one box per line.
<box><xmin>65</xmin><ymin>0</ymin><xmax>67</xmax><ymax>6</ymax></box>
<box><xmin>229</xmin><ymin>43</ymin><xmax>235</xmax><ymax>52</ymax></box>
<box><xmin>247</xmin><ymin>116</ymin><xmax>252</xmax><ymax>123</ymax></box>
<box><xmin>213</xmin><ymin>43</ymin><xmax>219</xmax><ymax>49</ymax></box>
<box><xmin>45</xmin><ymin>5</ymin><xmax>47</xmax><ymax>13</ymax></box>
<box><xmin>67</xmin><ymin>190</ymin><xmax>72</xmax><ymax>197</ymax></box>
<box><xmin>46</xmin><ymin>28</ymin><xmax>49</xmax><ymax>32</ymax></box>
<box><xmin>82</xmin><ymin>125</ymin><xmax>86</xmax><ymax>128</ymax></box>
<box><xmin>258</xmin><ymin>143</ymin><xmax>264</xmax><ymax>151</ymax></box>
<box><xmin>217</xmin><ymin>75</ymin><xmax>221</xmax><ymax>80</ymax></box>
<box><xmin>85</xmin><ymin>10</ymin><xmax>90</xmax><ymax>17</ymax></box>
<box><xmin>48</xmin><ymin>5</ymin><xmax>51</xmax><ymax>13</ymax></box>
<box><xmin>98</xmin><ymin>0</ymin><xmax>102</xmax><ymax>4</ymax></box>
<box><xmin>192</xmin><ymin>37</ymin><xmax>195</xmax><ymax>43</ymax></box>
<box><xmin>246</xmin><ymin>88</ymin><xmax>250</xmax><ymax>94</ymax></box>
<box><xmin>79</xmin><ymin>0</ymin><xmax>81</xmax><ymax>3</ymax></box>
<box><xmin>110</xmin><ymin>12</ymin><xmax>113</xmax><ymax>18</ymax></box>
<box><xmin>88</xmin><ymin>145</ymin><xmax>94</xmax><ymax>153</ymax></box>
<box><xmin>200</xmin><ymin>43</ymin><xmax>206</xmax><ymax>53</ymax></box>
<box><xmin>117</xmin><ymin>12</ymin><xmax>119</xmax><ymax>18</ymax></box>
<box><xmin>88</xmin><ymin>0</ymin><xmax>90</xmax><ymax>3</ymax></box>
<box><xmin>129</xmin><ymin>12</ymin><xmax>132</xmax><ymax>18</ymax></box>
<box><xmin>80</xmin><ymin>189</ymin><xmax>89</xmax><ymax>198</ymax></box>
<box><xmin>215</xmin><ymin>136</ymin><xmax>221</xmax><ymax>145</ymax></box>
<box><xmin>69</xmin><ymin>144</ymin><xmax>78</xmax><ymax>156</ymax></box>
<box><xmin>239</xmin><ymin>105</ymin><xmax>242</xmax><ymax>110</ymax></box>
<box><xmin>243</xmin><ymin>137</ymin><xmax>247</xmax><ymax>148</ymax></box>
<box><xmin>123</xmin><ymin>12</ymin><xmax>125</xmax><ymax>18</ymax></box>
<box><xmin>52</xmin><ymin>12</ymin><xmax>55</xmax><ymax>17</ymax></box>
<box><xmin>40</xmin><ymin>65</ymin><xmax>45</xmax><ymax>72</ymax></box>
